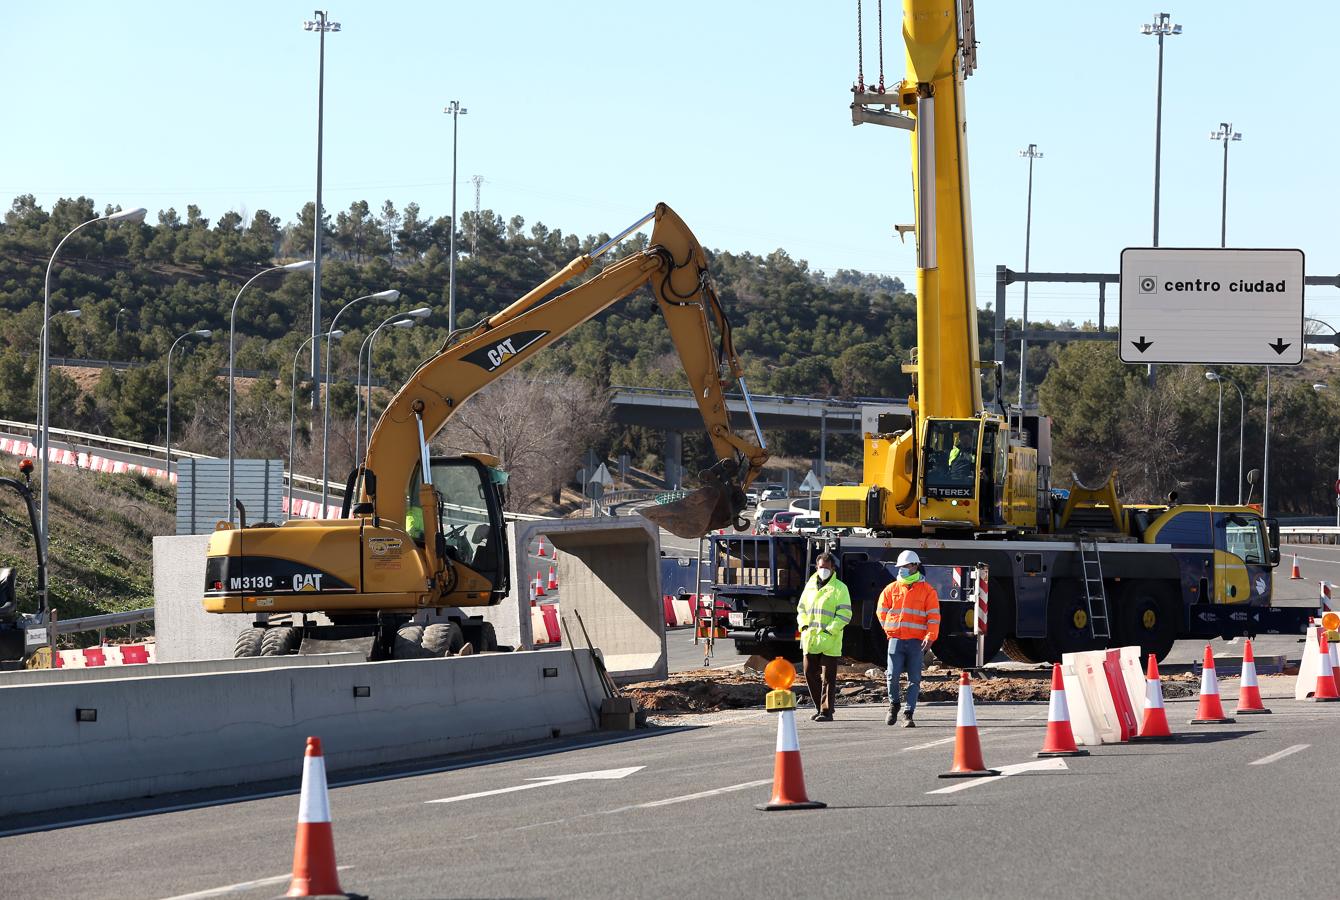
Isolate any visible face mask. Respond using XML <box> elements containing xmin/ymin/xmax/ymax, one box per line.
<box><xmin>898</xmin><ymin>566</ymin><xmax>913</xmax><ymax>579</ymax></box>
<box><xmin>816</xmin><ymin>567</ymin><xmax>833</xmax><ymax>581</ymax></box>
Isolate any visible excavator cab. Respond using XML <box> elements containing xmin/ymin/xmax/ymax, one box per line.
<box><xmin>404</xmin><ymin>456</ymin><xmax>510</xmax><ymax>601</ymax></box>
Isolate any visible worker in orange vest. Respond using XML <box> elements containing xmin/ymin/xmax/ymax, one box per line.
<box><xmin>876</xmin><ymin>550</ymin><xmax>940</xmax><ymax>727</ymax></box>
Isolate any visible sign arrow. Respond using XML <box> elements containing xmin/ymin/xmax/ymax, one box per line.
<box><xmin>1131</xmin><ymin>336</ymin><xmax>1153</xmax><ymax>353</ymax></box>
<box><xmin>425</xmin><ymin>766</ymin><xmax>644</xmax><ymax>805</ymax></box>
<box><xmin>1269</xmin><ymin>338</ymin><xmax>1291</xmax><ymax>355</ymax></box>
<box><xmin>926</xmin><ymin>757</ymin><xmax>1068</xmax><ymax>795</ymax></box>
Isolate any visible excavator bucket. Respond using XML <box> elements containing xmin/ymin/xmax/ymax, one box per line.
<box><xmin>640</xmin><ymin>464</ymin><xmax>746</xmax><ymax>539</ymax></box>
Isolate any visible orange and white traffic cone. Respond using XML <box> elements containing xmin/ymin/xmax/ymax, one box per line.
<box><xmin>1291</xmin><ymin>554</ymin><xmax>1303</xmax><ymax>580</ymax></box>
<box><xmin>1312</xmin><ymin>628</ymin><xmax>1340</xmax><ymax>702</ymax></box>
<box><xmin>534</xmin><ymin>571</ymin><xmax>546</xmax><ymax>597</ymax></box>
<box><xmin>538</xmin><ymin>536</ymin><xmax>548</xmax><ymax>558</ymax></box>
<box><xmin>1037</xmin><ymin>663</ymin><xmax>1089</xmax><ymax>758</ymax></box>
<box><xmin>1189</xmin><ymin>645</ymin><xmax>1235</xmax><ymax>724</ymax></box>
<box><xmin>286</xmin><ymin>737</ymin><xmax>343</xmax><ymax>898</ymax></box>
<box><xmin>547</xmin><ymin>566</ymin><xmax>558</xmax><ymax>591</ymax></box>
<box><xmin>940</xmin><ymin>672</ymin><xmax>1001</xmax><ymax>778</ymax></box>
<box><xmin>757</xmin><ymin>699</ymin><xmax>825</xmax><ymax>811</ymax></box>
<box><xmin>1132</xmin><ymin>653</ymin><xmax>1176</xmax><ymax>741</ymax></box>
<box><xmin>1235</xmin><ymin>639</ymin><xmax>1271</xmax><ymax>715</ymax></box>
<box><xmin>1320</xmin><ymin>581</ymin><xmax>1333</xmax><ymax>614</ymax></box>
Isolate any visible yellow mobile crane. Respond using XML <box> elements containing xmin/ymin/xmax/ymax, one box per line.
<box><xmin>203</xmin><ymin>204</ymin><xmax>768</xmax><ymax>659</ymax></box>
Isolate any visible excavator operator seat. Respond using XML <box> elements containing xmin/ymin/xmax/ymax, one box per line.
<box><xmin>0</xmin><ymin>568</ymin><xmax>18</xmax><ymax>620</ymax></box>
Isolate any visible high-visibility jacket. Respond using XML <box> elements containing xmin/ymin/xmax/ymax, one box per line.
<box><xmin>797</xmin><ymin>575</ymin><xmax>852</xmax><ymax>657</ymax></box>
<box><xmin>876</xmin><ymin>577</ymin><xmax>941</xmax><ymax>642</ymax></box>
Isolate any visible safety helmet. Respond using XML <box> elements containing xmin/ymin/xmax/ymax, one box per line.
<box><xmin>896</xmin><ymin>549</ymin><xmax>921</xmax><ymax>567</ymax></box>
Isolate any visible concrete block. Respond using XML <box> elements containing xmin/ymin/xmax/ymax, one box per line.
<box><xmin>153</xmin><ymin>534</ymin><xmax>239</xmax><ymax>662</ymax></box>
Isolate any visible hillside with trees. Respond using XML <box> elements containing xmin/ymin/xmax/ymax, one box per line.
<box><xmin>1</xmin><ymin>194</ymin><xmax>1337</xmax><ymax>515</ymax></box>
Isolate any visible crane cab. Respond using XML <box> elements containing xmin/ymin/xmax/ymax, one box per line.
<box><xmin>920</xmin><ymin>417</ymin><xmax>1039</xmax><ymax>531</ymax></box>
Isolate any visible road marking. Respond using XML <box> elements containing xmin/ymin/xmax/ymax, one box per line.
<box><xmin>926</xmin><ymin>758</ymin><xmax>1068</xmax><ymax>795</ymax></box>
<box><xmin>158</xmin><ymin>868</ymin><xmax>352</xmax><ymax>899</ymax></box>
<box><xmin>425</xmin><ymin>766</ymin><xmax>644</xmax><ymax>805</ymax></box>
<box><xmin>632</xmin><ymin>779</ymin><xmax>772</xmax><ymax>808</ymax></box>
<box><xmin>902</xmin><ymin>729</ymin><xmax>992</xmax><ymax>752</ymax></box>
<box><xmin>1249</xmin><ymin>744</ymin><xmax>1310</xmax><ymax>766</ymax></box>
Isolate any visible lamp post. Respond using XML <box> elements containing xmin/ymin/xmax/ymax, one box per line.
<box><xmin>114</xmin><ymin>307</ymin><xmax>128</xmax><ymax>341</ymax></box>
<box><xmin>1263</xmin><ymin>366</ymin><xmax>1273</xmax><ymax>517</ymax></box>
<box><xmin>321</xmin><ymin>289</ymin><xmax>400</xmax><ymax>514</ymax></box>
<box><xmin>227</xmin><ymin>260</ymin><xmax>316</xmax><ymax>521</ymax></box>
<box><xmin>355</xmin><ymin>306</ymin><xmax>431</xmax><ymax>464</ymax></box>
<box><xmin>1205</xmin><ymin>372</ymin><xmax>1246</xmax><ymax>505</ymax></box>
<box><xmin>1209</xmin><ymin>123</ymin><xmax>1242</xmax><ymax>248</ymax></box>
<box><xmin>40</xmin><ymin>206</ymin><xmax>145</xmax><ymax>550</ymax></box>
<box><xmin>289</xmin><ymin>329</ymin><xmax>343</xmax><ymax>517</ymax></box>
<box><xmin>443</xmin><ymin>100</ymin><xmax>467</xmax><ymax>333</ymax></box>
<box><xmin>1314</xmin><ymin>383</ymin><xmax>1340</xmax><ymax>527</ymax></box>
<box><xmin>304</xmin><ymin>11</ymin><xmax>340</xmax><ymax>404</ymax></box>
<box><xmin>1018</xmin><ymin>143</ymin><xmax>1042</xmax><ymax>407</ymax></box>
<box><xmin>1141</xmin><ymin>12</ymin><xmax>1182</xmax><ymax>247</ymax></box>
<box><xmin>165</xmin><ymin>329</ymin><xmax>212</xmax><ymax>470</ymax></box>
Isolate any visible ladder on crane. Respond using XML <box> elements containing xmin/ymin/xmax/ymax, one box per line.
<box><xmin>1077</xmin><ymin>536</ymin><xmax>1111</xmax><ymax>640</ymax></box>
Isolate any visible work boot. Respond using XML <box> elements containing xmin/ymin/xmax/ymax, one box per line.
<box><xmin>886</xmin><ymin>703</ymin><xmax>900</xmax><ymax>726</ymax></box>
<box><xmin>814</xmin><ymin>712</ymin><xmax>833</xmax><ymax>722</ymax></box>
<box><xmin>901</xmin><ymin>710</ymin><xmax>916</xmax><ymax>728</ymax></box>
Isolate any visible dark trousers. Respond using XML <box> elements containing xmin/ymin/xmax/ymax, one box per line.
<box><xmin>803</xmin><ymin>653</ymin><xmax>840</xmax><ymax>715</ymax></box>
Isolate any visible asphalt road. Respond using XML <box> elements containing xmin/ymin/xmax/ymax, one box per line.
<box><xmin>3</xmin><ymin>677</ymin><xmax>1330</xmax><ymax>899</ymax></box>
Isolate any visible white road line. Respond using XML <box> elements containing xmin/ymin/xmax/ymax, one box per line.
<box><xmin>926</xmin><ymin>758</ymin><xmax>1068</xmax><ymax>795</ymax></box>
<box><xmin>158</xmin><ymin>868</ymin><xmax>352</xmax><ymax>900</ymax></box>
<box><xmin>901</xmin><ymin>729</ymin><xmax>992</xmax><ymax>752</ymax></box>
<box><xmin>1249</xmin><ymin>744</ymin><xmax>1310</xmax><ymax>766</ymax></box>
<box><xmin>632</xmin><ymin>779</ymin><xmax>772</xmax><ymax>808</ymax></box>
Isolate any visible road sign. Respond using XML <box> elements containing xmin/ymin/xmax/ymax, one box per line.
<box><xmin>1119</xmin><ymin>248</ymin><xmax>1304</xmax><ymax>365</ymax></box>
<box><xmin>589</xmin><ymin>462</ymin><xmax>614</xmax><ymax>488</ymax></box>
<box><xmin>799</xmin><ymin>470</ymin><xmax>822</xmax><ymax>493</ymax></box>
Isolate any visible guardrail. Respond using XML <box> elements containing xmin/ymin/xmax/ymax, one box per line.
<box><xmin>1281</xmin><ymin>526</ymin><xmax>1340</xmax><ymax>545</ymax></box>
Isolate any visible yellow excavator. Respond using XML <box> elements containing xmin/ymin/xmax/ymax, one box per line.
<box><xmin>203</xmin><ymin>203</ymin><xmax>768</xmax><ymax>659</ymax></box>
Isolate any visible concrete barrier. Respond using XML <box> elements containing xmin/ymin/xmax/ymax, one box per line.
<box><xmin>0</xmin><ymin>652</ymin><xmax>365</xmax><ymax>687</ymax></box>
<box><xmin>154</xmin><ymin>534</ymin><xmax>237</xmax><ymax>662</ymax></box>
<box><xmin>0</xmin><ymin>650</ymin><xmax>607</xmax><ymax>817</ymax></box>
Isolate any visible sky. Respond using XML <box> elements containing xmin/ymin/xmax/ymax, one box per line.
<box><xmin>3</xmin><ymin>0</ymin><xmax>1338</xmax><ymax>329</ymax></box>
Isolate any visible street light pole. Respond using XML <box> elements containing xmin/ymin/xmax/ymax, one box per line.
<box><xmin>289</xmin><ymin>329</ymin><xmax>342</xmax><ymax>517</ymax></box>
<box><xmin>1018</xmin><ymin>143</ymin><xmax>1042</xmax><ymax>408</ymax></box>
<box><xmin>114</xmin><ymin>307</ymin><xmax>128</xmax><ymax>342</ymax></box>
<box><xmin>166</xmin><ymin>329</ymin><xmax>211</xmax><ymax>470</ymax></box>
<box><xmin>443</xmin><ymin>100</ymin><xmax>468</xmax><ymax>333</ymax></box>
<box><xmin>39</xmin><ymin>206</ymin><xmax>145</xmax><ymax>551</ymax></box>
<box><xmin>304</xmin><ymin>11</ymin><xmax>340</xmax><ymax>405</ymax></box>
<box><xmin>355</xmin><ymin>307</ymin><xmax>431</xmax><ymax>464</ymax></box>
<box><xmin>1205</xmin><ymin>371</ymin><xmax>1223</xmax><ymax>505</ymax></box>
<box><xmin>228</xmin><ymin>260</ymin><xmax>315</xmax><ymax>520</ymax></box>
<box><xmin>1210</xmin><ymin>123</ymin><xmax>1242</xmax><ymax>248</ymax></box>
<box><xmin>320</xmin><ymin>289</ymin><xmax>400</xmax><ymax>514</ymax></box>
<box><xmin>1141</xmin><ymin>12</ymin><xmax>1182</xmax><ymax>248</ymax></box>
<box><xmin>1263</xmin><ymin>366</ymin><xmax>1272</xmax><ymax>518</ymax></box>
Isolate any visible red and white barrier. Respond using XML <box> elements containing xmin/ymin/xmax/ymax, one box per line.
<box><xmin>53</xmin><ymin>642</ymin><xmax>156</xmax><ymax>669</ymax></box>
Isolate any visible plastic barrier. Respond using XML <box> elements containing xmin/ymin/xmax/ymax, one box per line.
<box><xmin>1061</xmin><ymin>650</ymin><xmax>1125</xmax><ymax>745</ymax></box>
<box><xmin>541</xmin><ymin>604</ymin><xmax>562</xmax><ymax>644</ymax></box>
<box><xmin>53</xmin><ymin>643</ymin><xmax>156</xmax><ymax>669</ymax></box>
<box><xmin>1296</xmin><ymin>620</ymin><xmax>1322</xmax><ymax>700</ymax></box>
<box><xmin>671</xmin><ymin>597</ymin><xmax>694</xmax><ymax>627</ymax></box>
<box><xmin>661</xmin><ymin>596</ymin><xmax>677</xmax><ymax>627</ymax></box>
<box><xmin>1101</xmin><ymin>650</ymin><xmax>1137</xmax><ymax>741</ymax></box>
<box><xmin>1117</xmin><ymin>646</ymin><xmax>1148</xmax><ymax>718</ymax></box>
<box><xmin>530</xmin><ymin>606</ymin><xmax>550</xmax><ymax>645</ymax></box>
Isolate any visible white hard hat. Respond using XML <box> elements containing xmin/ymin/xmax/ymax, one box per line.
<box><xmin>896</xmin><ymin>550</ymin><xmax>921</xmax><ymax>567</ymax></box>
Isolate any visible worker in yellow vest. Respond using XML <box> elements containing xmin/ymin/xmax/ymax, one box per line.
<box><xmin>796</xmin><ymin>551</ymin><xmax>852</xmax><ymax>722</ymax></box>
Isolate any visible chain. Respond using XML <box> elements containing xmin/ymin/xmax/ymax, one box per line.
<box><xmin>856</xmin><ymin>0</ymin><xmax>864</xmax><ymax>89</ymax></box>
<box><xmin>877</xmin><ymin>0</ymin><xmax>884</xmax><ymax>92</ymax></box>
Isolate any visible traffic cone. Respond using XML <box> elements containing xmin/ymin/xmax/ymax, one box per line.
<box><xmin>940</xmin><ymin>672</ymin><xmax>1001</xmax><ymax>778</ymax></box>
<box><xmin>1313</xmin><ymin>628</ymin><xmax>1340</xmax><ymax>701</ymax></box>
<box><xmin>1189</xmin><ymin>645</ymin><xmax>1235</xmax><ymax>724</ymax></box>
<box><xmin>1132</xmin><ymin>654</ymin><xmax>1176</xmax><ymax>741</ymax></box>
<box><xmin>547</xmin><ymin>566</ymin><xmax>558</xmax><ymax>590</ymax></box>
<box><xmin>1037</xmin><ymin>663</ymin><xmax>1089</xmax><ymax>758</ymax></box>
<box><xmin>538</xmin><ymin>536</ymin><xmax>548</xmax><ymax>558</ymax></box>
<box><xmin>756</xmin><ymin>705</ymin><xmax>826</xmax><ymax>811</ymax></box>
<box><xmin>286</xmin><ymin>737</ymin><xmax>343</xmax><ymax>898</ymax></box>
<box><xmin>1320</xmin><ymin>581</ymin><xmax>1333</xmax><ymax>614</ymax></box>
<box><xmin>534</xmin><ymin>571</ymin><xmax>546</xmax><ymax>597</ymax></box>
<box><xmin>1291</xmin><ymin>554</ymin><xmax>1303</xmax><ymax>580</ymax></box>
<box><xmin>1235</xmin><ymin>639</ymin><xmax>1271</xmax><ymax>714</ymax></box>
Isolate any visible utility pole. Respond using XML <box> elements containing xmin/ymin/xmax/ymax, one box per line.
<box><xmin>304</xmin><ymin>11</ymin><xmax>340</xmax><ymax>407</ymax></box>
<box><xmin>1017</xmin><ymin>143</ymin><xmax>1042</xmax><ymax>408</ymax></box>
<box><xmin>1141</xmin><ymin>12</ymin><xmax>1180</xmax><ymax>389</ymax></box>
<box><xmin>470</xmin><ymin>174</ymin><xmax>484</xmax><ymax>255</ymax></box>
<box><xmin>443</xmin><ymin>100</ymin><xmax>467</xmax><ymax>333</ymax></box>
<box><xmin>1209</xmin><ymin>122</ymin><xmax>1242</xmax><ymax>248</ymax></box>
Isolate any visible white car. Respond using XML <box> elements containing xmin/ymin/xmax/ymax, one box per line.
<box><xmin>792</xmin><ymin>515</ymin><xmax>822</xmax><ymax>536</ymax></box>
<box><xmin>760</xmin><ymin>488</ymin><xmax>788</xmax><ymax>502</ymax></box>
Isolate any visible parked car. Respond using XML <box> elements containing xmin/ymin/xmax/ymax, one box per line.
<box><xmin>791</xmin><ymin>515</ymin><xmax>821</xmax><ymax>536</ymax></box>
<box><xmin>768</xmin><ymin>510</ymin><xmax>802</xmax><ymax>534</ymax></box>
<box><xmin>745</xmin><ymin>491</ymin><xmax>759</xmax><ymax>506</ymax></box>
<box><xmin>760</xmin><ymin>487</ymin><xmax>788</xmax><ymax>502</ymax></box>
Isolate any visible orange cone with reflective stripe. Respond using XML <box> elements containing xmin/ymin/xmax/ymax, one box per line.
<box><xmin>1189</xmin><ymin>645</ymin><xmax>1235</xmax><ymax>724</ymax></box>
<box><xmin>287</xmin><ymin>737</ymin><xmax>344</xmax><ymax>898</ymax></box>
<box><xmin>757</xmin><ymin>706</ymin><xmax>825</xmax><ymax>810</ymax></box>
<box><xmin>534</xmin><ymin>571</ymin><xmax>546</xmax><ymax>597</ymax></box>
<box><xmin>1037</xmin><ymin>663</ymin><xmax>1089</xmax><ymax>758</ymax></box>
<box><xmin>1235</xmin><ymin>639</ymin><xmax>1271</xmax><ymax>714</ymax></box>
<box><xmin>547</xmin><ymin>566</ymin><xmax>558</xmax><ymax>590</ymax></box>
<box><xmin>538</xmin><ymin>536</ymin><xmax>548</xmax><ymax>557</ymax></box>
<box><xmin>1312</xmin><ymin>628</ymin><xmax>1340</xmax><ymax>702</ymax></box>
<box><xmin>1291</xmin><ymin>554</ymin><xmax>1303</xmax><ymax>579</ymax></box>
<box><xmin>1132</xmin><ymin>654</ymin><xmax>1176</xmax><ymax>741</ymax></box>
<box><xmin>940</xmin><ymin>672</ymin><xmax>1000</xmax><ymax>778</ymax></box>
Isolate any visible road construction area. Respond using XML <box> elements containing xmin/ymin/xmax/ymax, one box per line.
<box><xmin>0</xmin><ymin>674</ymin><xmax>1329</xmax><ymax>899</ymax></box>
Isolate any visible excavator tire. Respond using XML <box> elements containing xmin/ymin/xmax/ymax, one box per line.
<box><xmin>260</xmin><ymin>626</ymin><xmax>300</xmax><ymax>657</ymax></box>
<box><xmin>1001</xmin><ymin>636</ymin><xmax>1049</xmax><ymax>665</ymax></box>
<box><xmin>393</xmin><ymin>624</ymin><xmax>428</xmax><ymax>659</ymax></box>
<box><xmin>477</xmin><ymin>621</ymin><xmax>498</xmax><ymax>653</ymax></box>
<box><xmin>233</xmin><ymin>627</ymin><xmax>266</xmax><ymax>659</ymax></box>
<box><xmin>423</xmin><ymin>622</ymin><xmax>466</xmax><ymax>657</ymax></box>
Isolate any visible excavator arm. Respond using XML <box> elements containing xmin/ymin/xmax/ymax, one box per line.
<box><xmin>363</xmin><ymin>202</ymin><xmax>769</xmax><ymax>537</ymax></box>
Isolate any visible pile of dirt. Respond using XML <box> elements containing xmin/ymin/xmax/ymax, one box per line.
<box><xmin>623</xmin><ymin>661</ymin><xmax>1200</xmax><ymax>713</ymax></box>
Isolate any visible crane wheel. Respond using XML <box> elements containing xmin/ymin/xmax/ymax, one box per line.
<box><xmin>233</xmin><ymin>627</ymin><xmax>266</xmax><ymax>659</ymax></box>
<box><xmin>423</xmin><ymin>622</ymin><xmax>466</xmax><ymax>657</ymax></box>
<box><xmin>393</xmin><ymin>624</ymin><xmax>428</xmax><ymax>659</ymax></box>
<box><xmin>1001</xmin><ymin>636</ymin><xmax>1049</xmax><ymax>665</ymax></box>
<box><xmin>260</xmin><ymin>626</ymin><xmax>300</xmax><ymax>657</ymax></box>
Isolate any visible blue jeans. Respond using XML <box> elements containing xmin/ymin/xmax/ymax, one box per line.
<box><xmin>886</xmin><ymin>638</ymin><xmax>924</xmax><ymax>713</ymax></box>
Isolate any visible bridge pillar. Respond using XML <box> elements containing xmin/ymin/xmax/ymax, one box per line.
<box><xmin>663</xmin><ymin>431</ymin><xmax>682</xmax><ymax>489</ymax></box>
